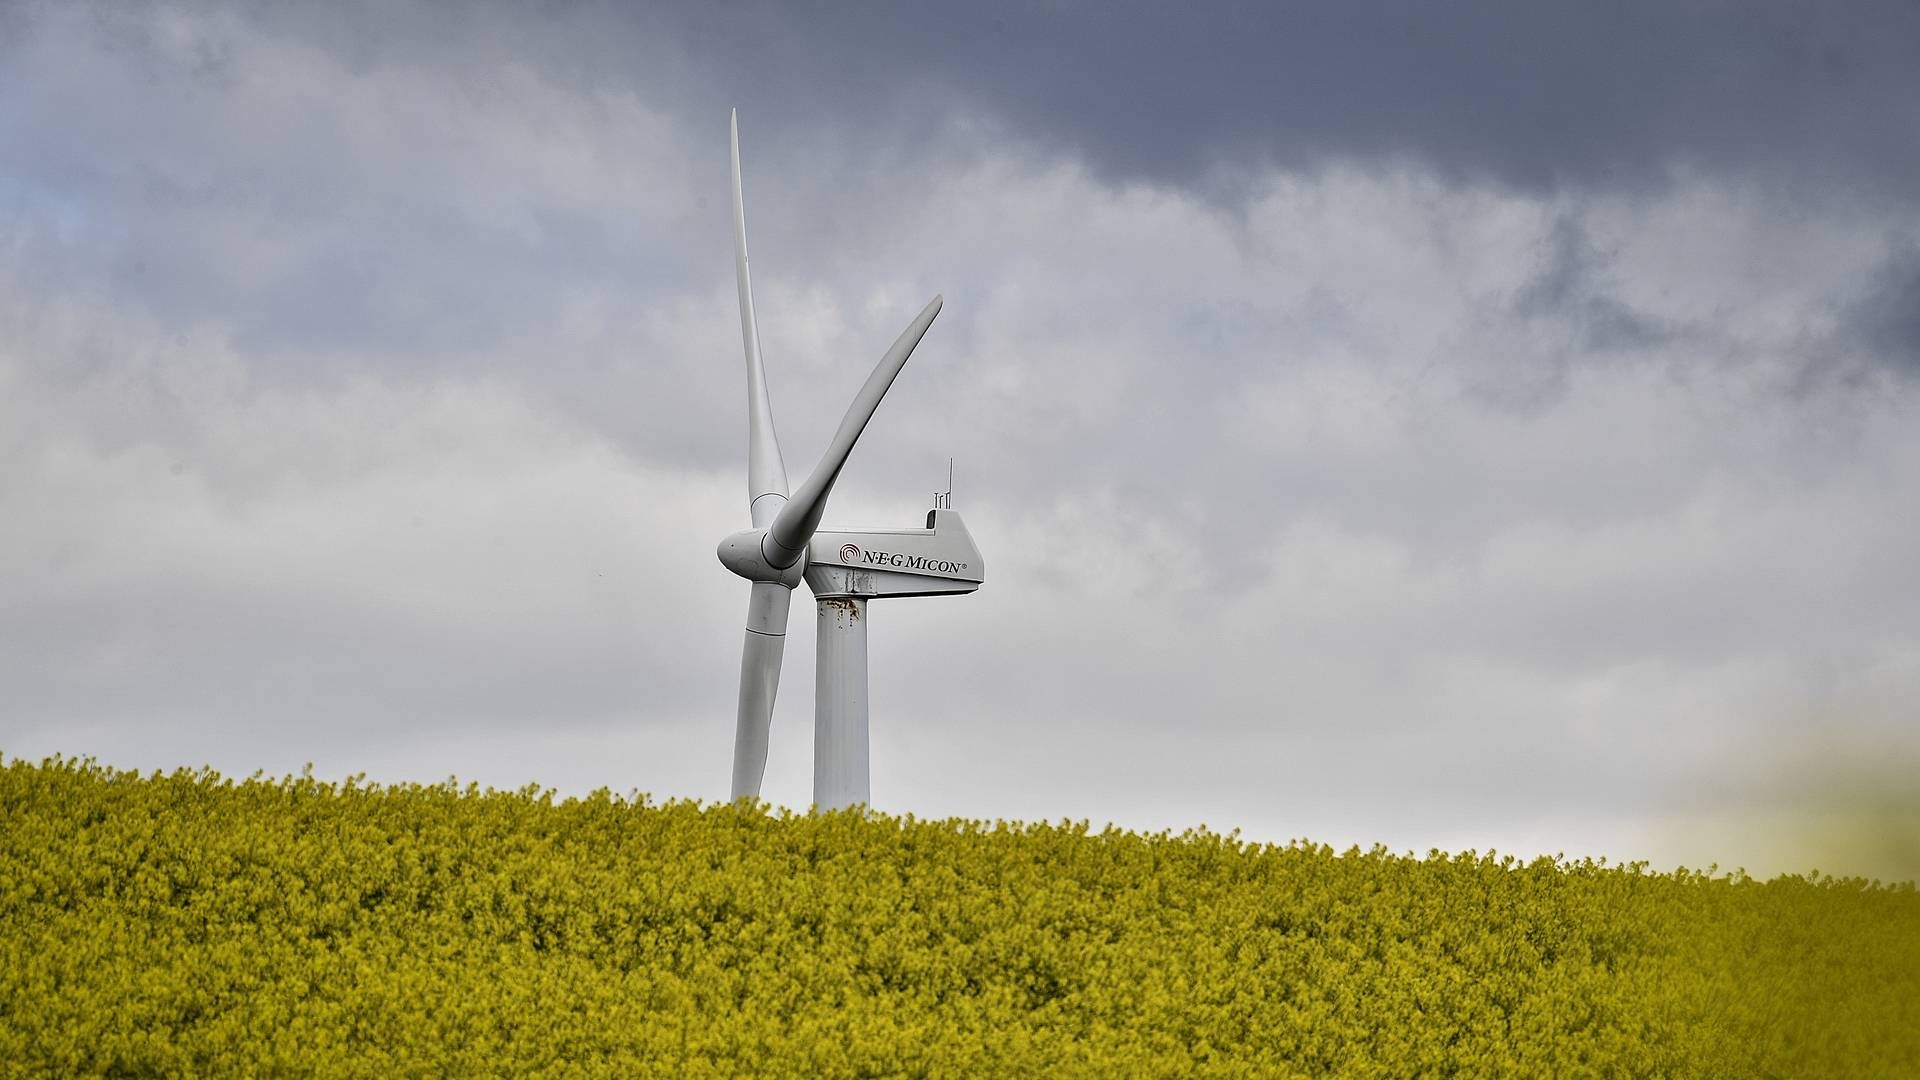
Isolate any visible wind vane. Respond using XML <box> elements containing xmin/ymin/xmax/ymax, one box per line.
<box><xmin>715</xmin><ymin>110</ymin><xmax>985</xmax><ymax>811</ymax></box>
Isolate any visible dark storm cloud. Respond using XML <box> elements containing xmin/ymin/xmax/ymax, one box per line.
<box><xmin>212</xmin><ymin>1</ymin><xmax>1920</xmax><ymax>201</ymax></box>
<box><xmin>598</xmin><ymin>1</ymin><xmax>1920</xmax><ymax>198</ymax></box>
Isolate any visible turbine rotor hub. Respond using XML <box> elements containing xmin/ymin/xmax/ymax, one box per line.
<box><xmin>717</xmin><ymin>529</ymin><xmax>805</xmax><ymax>586</ymax></box>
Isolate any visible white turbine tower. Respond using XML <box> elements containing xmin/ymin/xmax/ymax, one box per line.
<box><xmin>717</xmin><ymin>110</ymin><xmax>984</xmax><ymax>811</ymax></box>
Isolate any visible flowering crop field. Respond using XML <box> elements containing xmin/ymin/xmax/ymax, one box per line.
<box><xmin>2</xmin><ymin>757</ymin><xmax>1915</xmax><ymax>1077</ymax></box>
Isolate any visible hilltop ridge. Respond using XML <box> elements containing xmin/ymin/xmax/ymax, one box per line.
<box><xmin>2</xmin><ymin>756</ymin><xmax>1915</xmax><ymax>1076</ymax></box>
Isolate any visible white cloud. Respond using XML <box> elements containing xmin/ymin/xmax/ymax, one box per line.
<box><xmin>0</xmin><ymin>287</ymin><xmax>746</xmax><ymax>796</ymax></box>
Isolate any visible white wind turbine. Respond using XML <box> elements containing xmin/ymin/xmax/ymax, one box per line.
<box><xmin>716</xmin><ymin>110</ymin><xmax>984</xmax><ymax>811</ymax></box>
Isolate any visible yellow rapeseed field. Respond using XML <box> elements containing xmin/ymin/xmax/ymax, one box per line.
<box><xmin>1</xmin><ymin>755</ymin><xmax>1914</xmax><ymax>1077</ymax></box>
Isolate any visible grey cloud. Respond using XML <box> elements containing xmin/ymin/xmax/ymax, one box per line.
<box><xmin>1513</xmin><ymin>218</ymin><xmax>1668</xmax><ymax>354</ymax></box>
<box><xmin>10</xmin><ymin>2</ymin><xmax>1916</xmax><ymax>398</ymax></box>
<box><xmin>1851</xmin><ymin>245</ymin><xmax>1920</xmax><ymax>373</ymax></box>
<box><xmin>1465</xmin><ymin>215</ymin><xmax>1673</xmax><ymax>410</ymax></box>
<box><xmin>1</xmin><ymin>6</ymin><xmax>707</xmax><ymax>367</ymax></box>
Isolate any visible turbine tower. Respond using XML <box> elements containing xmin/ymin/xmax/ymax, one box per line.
<box><xmin>716</xmin><ymin>110</ymin><xmax>984</xmax><ymax>811</ymax></box>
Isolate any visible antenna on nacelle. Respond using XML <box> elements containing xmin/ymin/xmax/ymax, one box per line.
<box><xmin>933</xmin><ymin>457</ymin><xmax>954</xmax><ymax>509</ymax></box>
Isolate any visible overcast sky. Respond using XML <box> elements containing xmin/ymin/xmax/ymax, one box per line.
<box><xmin>4</xmin><ymin>2</ymin><xmax>1917</xmax><ymax>879</ymax></box>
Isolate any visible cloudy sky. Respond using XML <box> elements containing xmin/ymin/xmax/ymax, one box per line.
<box><xmin>4</xmin><ymin>2</ymin><xmax>1917</xmax><ymax>878</ymax></box>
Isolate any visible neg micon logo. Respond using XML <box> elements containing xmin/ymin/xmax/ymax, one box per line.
<box><xmin>839</xmin><ymin>543</ymin><xmax>862</xmax><ymax>564</ymax></box>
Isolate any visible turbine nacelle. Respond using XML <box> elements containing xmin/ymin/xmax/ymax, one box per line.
<box><xmin>806</xmin><ymin>509</ymin><xmax>984</xmax><ymax>599</ymax></box>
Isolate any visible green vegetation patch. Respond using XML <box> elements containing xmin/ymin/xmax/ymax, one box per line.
<box><xmin>2</xmin><ymin>755</ymin><xmax>1915</xmax><ymax>1077</ymax></box>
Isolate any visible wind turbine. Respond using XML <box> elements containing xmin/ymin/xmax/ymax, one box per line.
<box><xmin>716</xmin><ymin>110</ymin><xmax>984</xmax><ymax>811</ymax></box>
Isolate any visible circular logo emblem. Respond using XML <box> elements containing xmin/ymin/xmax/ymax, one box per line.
<box><xmin>839</xmin><ymin>543</ymin><xmax>861</xmax><ymax>564</ymax></box>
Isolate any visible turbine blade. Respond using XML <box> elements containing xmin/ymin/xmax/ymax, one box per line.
<box><xmin>763</xmin><ymin>295</ymin><xmax>944</xmax><ymax>566</ymax></box>
<box><xmin>730</xmin><ymin>580</ymin><xmax>792</xmax><ymax>799</ymax></box>
<box><xmin>732</xmin><ymin>109</ymin><xmax>789</xmax><ymax>528</ymax></box>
